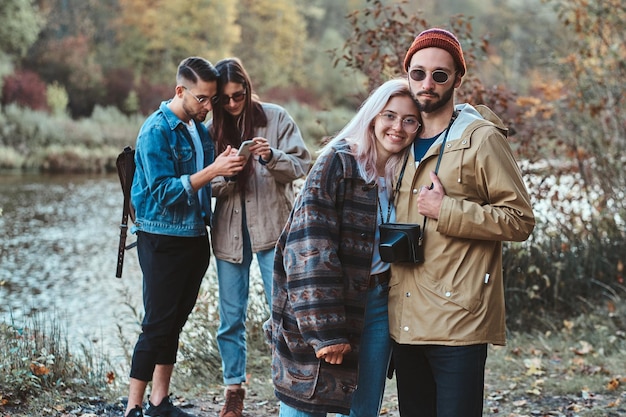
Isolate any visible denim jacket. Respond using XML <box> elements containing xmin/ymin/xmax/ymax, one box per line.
<box><xmin>131</xmin><ymin>101</ymin><xmax>214</xmax><ymax>237</ymax></box>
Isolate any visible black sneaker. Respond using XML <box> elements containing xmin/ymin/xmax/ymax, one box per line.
<box><xmin>144</xmin><ymin>396</ymin><xmax>196</xmax><ymax>417</ymax></box>
<box><xmin>126</xmin><ymin>405</ymin><xmax>144</xmax><ymax>417</ymax></box>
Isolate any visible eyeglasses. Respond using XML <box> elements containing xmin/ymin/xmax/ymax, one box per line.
<box><xmin>212</xmin><ymin>90</ymin><xmax>247</xmax><ymax>106</ymax></box>
<box><xmin>409</xmin><ymin>69</ymin><xmax>454</xmax><ymax>84</ymax></box>
<box><xmin>182</xmin><ymin>86</ymin><xmax>213</xmax><ymax>106</ymax></box>
<box><xmin>378</xmin><ymin>111</ymin><xmax>420</xmax><ymax>134</ymax></box>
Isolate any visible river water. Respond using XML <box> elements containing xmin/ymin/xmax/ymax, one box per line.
<box><xmin>0</xmin><ymin>173</ymin><xmax>144</xmax><ymax>365</ymax></box>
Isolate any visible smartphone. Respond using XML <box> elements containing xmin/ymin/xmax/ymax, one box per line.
<box><xmin>237</xmin><ymin>140</ymin><xmax>255</xmax><ymax>159</ymax></box>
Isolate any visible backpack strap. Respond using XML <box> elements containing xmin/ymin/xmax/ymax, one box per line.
<box><xmin>116</xmin><ymin>146</ymin><xmax>135</xmax><ymax>278</ymax></box>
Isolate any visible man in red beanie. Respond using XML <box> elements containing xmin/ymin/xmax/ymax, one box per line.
<box><xmin>387</xmin><ymin>28</ymin><xmax>535</xmax><ymax>417</ymax></box>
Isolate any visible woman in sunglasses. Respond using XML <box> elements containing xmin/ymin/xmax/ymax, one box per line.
<box><xmin>207</xmin><ymin>57</ymin><xmax>312</xmax><ymax>417</ymax></box>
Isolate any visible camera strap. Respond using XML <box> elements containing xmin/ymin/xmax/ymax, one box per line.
<box><xmin>431</xmin><ymin>110</ymin><xmax>459</xmax><ymax>178</ymax></box>
<box><xmin>378</xmin><ymin>148</ymin><xmax>411</xmax><ymax>224</ymax></box>
<box><xmin>418</xmin><ymin>110</ymin><xmax>459</xmax><ymax>244</ymax></box>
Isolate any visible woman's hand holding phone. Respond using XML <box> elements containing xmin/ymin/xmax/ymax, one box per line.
<box><xmin>237</xmin><ymin>140</ymin><xmax>255</xmax><ymax>159</ymax></box>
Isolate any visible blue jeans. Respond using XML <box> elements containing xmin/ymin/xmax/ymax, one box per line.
<box><xmin>392</xmin><ymin>342</ymin><xmax>488</xmax><ymax>417</ymax></box>
<box><xmin>279</xmin><ymin>402</ymin><xmax>325</xmax><ymax>417</ymax></box>
<box><xmin>339</xmin><ymin>281</ymin><xmax>391</xmax><ymax>417</ymax></box>
<box><xmin>279</xmin><ymin>282</ymin><xmax>391</xmax><ymax>417</ymax></box>
<box><xmin>216</xmin><ymin>225</ymin><xmax>273</xmax><ymax>385</ymax></box>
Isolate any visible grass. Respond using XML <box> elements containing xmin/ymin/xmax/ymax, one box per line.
<box><xmin>0</xmin><ymin>102</ymin><xmax>332</xmax><ymax>174</ymax></box>
<box><xmin>0</xmin><ymin>313</ymin><xmax>118</xmax><ymax>414</ymax></box>
<box><xmin>483</xmin><ymin>317</ymin><xmax>626</xmax><ymax>416</ymax></box>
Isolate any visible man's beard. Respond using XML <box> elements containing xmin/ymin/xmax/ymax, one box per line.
<box><xmin>183</xmin><ymin>102</ymin><xmax>207</xmax><ymax>123</ymax></box>
<box><xmin>414</xmin><ymin>84</ymin><xmax>455</xmax><ymax>114</ymax></box>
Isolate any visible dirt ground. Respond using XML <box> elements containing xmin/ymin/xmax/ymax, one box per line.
<box><xmin>164</xmin><ymin>376</ymin><xmax>626</xmax><ymax>417</ymax></box>
<box><xmin>2</xmin><ymin>373</ymin><xmax>625</xmax><ymax>417</ymax></box>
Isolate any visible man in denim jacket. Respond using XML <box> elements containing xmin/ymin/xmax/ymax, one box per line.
<box><xmin>124</xmin><ymin>57</ymin><xmax>245</xmax><ymax>417</ymax></box>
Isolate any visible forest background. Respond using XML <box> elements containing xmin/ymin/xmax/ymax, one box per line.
<box><xmin>0</xmin><ymin>0</ymin><xmax>625</xmax><ymax>414</ymax></box>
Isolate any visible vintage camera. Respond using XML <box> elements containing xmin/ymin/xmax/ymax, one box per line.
<box><xmin>379</xmin><ymin>223</ymin><xmax>424</xmax><ymax>264</ymax></box>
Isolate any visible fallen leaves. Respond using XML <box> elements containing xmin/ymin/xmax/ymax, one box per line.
<box><xmin>29</xmin><ymin>362</ymin><xmax>50</xmax><ymax>376</ymax></box>
<box><xmin>105</xmin><ymin>372</ymin><xmax>115</xmax><ymax>385</ymax></box>
<box><xmin>607</xmin><ymin>376</ymin><xmax>626</xmax><ymax>391</ymax></box>
<box><xmin>524</xmin><ymin>357</ymin><xmax>545</xmax><ymax>377</ymax></box>
<box><xmin>571</xmin><ymin>340</ymin><xmax>594</xmax><ymax>356</ymax></box>
<box><xmin>484</xmin><ymin>329</ymin><xmax>626</xmax><ymax>416</ymax></box>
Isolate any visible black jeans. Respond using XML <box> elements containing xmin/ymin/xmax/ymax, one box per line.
<box><xmin>392</xmin><ymin>342</ymin><xmax>488</xmax><ymax>417</ymax></box>
<box><xmin>130</xmin><ymin>232</ymin><xmax>209</xmax><ymax>381</ymax></box>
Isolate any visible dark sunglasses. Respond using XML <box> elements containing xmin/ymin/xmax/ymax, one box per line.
<box><xmin>212</xmin><ymin>90</ymin><xmax>247</xmax><ymax>106</ymax></box>
<box><xmin>409</xmin><ymin>69</ymin><xmax>454</xmax><ymax>84</ymax></box>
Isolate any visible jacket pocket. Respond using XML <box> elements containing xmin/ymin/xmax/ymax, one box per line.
<box><xmin>171</xmin><ymin>143</ymin><xmax>195</xmax><ymax>175</ymax></box>
<box><xmin>420</xmin><ymin>257</ymin><xmax>487</xmax><ymax>315</ymax></box>
<box><xmin>272</xmin><ymin>323</ymin><xmax>320</xmax><ymax>400</ymax></box>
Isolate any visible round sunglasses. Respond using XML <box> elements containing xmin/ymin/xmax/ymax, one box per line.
<box><xmin>409</xmin><ymin>69</ymin><xmax>455</xmax><ymax>84</ymax></box>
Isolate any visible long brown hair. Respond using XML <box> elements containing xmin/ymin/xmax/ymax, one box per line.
<box><xmin>211</xmin><ymin>58</ymin><xmax>267</xmax><ymax>186</ymax></box>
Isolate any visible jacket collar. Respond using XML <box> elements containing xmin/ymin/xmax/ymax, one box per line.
<box><xmin>159</xmin><ymin>100</ymin><xmax>188</xmax><ymax>131</ymax></box>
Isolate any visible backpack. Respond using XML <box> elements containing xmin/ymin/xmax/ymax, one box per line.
<box><xmin>115</xmin><ymin>146</ymin><xmax>137</xmax><ymax>278</ymax></box>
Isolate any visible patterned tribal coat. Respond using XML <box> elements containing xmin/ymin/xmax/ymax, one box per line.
<box><xmin>267</xmin><ymin>139</ymin><xmax>378</xmax><ymax>414</ymax></box>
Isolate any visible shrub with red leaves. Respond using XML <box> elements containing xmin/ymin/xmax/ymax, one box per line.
<box><xmin>1</xmin><ymin>70</ymin><xmax>50</xmax><ymax>112</ymax></box>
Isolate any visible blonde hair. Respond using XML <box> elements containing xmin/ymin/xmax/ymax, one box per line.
<box><xmin>324</xmin><ymin>78</ymin><xmax>418</xmax><ymax>190</ymax></box>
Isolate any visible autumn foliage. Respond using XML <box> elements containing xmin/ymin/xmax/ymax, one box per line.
<box><xmin>1</xmin><ymin>70</ymin><xmax>49</xmax><ymax>112</ymax></box>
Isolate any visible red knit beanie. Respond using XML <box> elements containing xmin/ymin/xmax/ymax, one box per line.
<box><xmin>403</xmin><ymin>28</ymin><xmax>466</xmax><ymax>78</ymax></box>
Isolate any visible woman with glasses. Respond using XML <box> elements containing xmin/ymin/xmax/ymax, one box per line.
<box><xmin>266</xmin><ymin>78</ymin><xmax>421</xmax><ymax>417</ymax></box>
<box><xmin>207</xmin><ymin>57</ymin><xmax>311</xmax><ymax>417</ymax></box>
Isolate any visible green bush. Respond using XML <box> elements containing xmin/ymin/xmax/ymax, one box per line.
<box><xmin>46</xmin><ymin>82</ymin><xmax>69</xmax><ymax>116</ymax></box>
<box><xmin>503</xmin><ymin>170</ymin><xmax>626</xmax><ymax>332</ymax></box>
<box><xmin>0</xmin><ymin>146</ymin><xmax>24</xmax><ymax>169</ymax></box>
